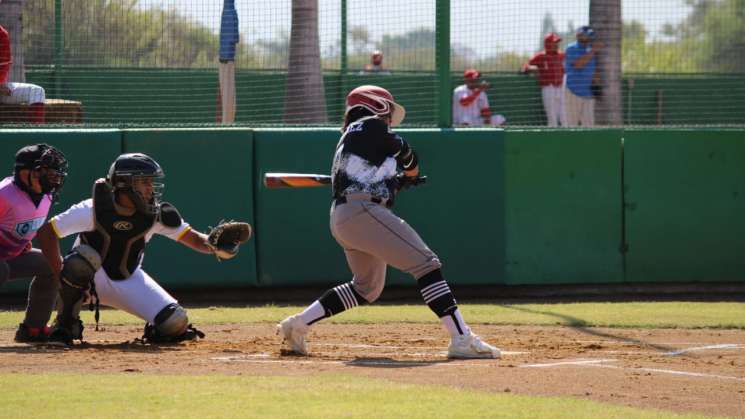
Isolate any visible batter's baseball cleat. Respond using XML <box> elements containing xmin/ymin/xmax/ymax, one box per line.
<box><xmin>14</xmin><ymin>323</ymin><xmax>51</xmax><ymax>344</ymax></box>
<box><xmin>447</xmin><ymin>334</ymin><xmax>501</xmax><ymax>359</ymax></box>
<box><xmin>277</xmin><ymin>314</ymin><xmax>309</xmax><ymax>355</ymax></box>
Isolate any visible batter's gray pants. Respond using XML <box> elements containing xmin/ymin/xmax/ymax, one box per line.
<box><xmin>0</xmin><ymin>249</ymin><xmax>58</xmax><ymax>328</ymax></box>
<box><xmin>330</xmin><ymin>195</ymin><xmax>442</xmax><ymax>303</ymax></box>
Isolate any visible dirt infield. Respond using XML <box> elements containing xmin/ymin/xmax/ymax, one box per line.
<box><xmin>1</xmin><ymin>324</ymin><xmax>743</xmax><ymax>417</ymax></box>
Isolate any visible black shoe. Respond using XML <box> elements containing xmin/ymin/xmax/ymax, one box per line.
<box><xmin>14</xmin><ymin>323</ymin><xmax>51</xmax><ymax>344</ymax></box>
<box><xmin>47</xmin><ymin>327</ymin><xmax>74</xmax><ymax>347</ymax></box>
<box><xmin>47</xmin><ymin>318</ymin><xmax>84</xmax><ymax>347</ymax></box>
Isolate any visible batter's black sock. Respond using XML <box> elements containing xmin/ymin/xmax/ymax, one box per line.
<box><xmin>301</xmin><ymin>282</ymin><xmax>368</xmax><ymax>325</ymax></box>
<box><xmin>417</xmin><ymin>269</ymin><xmax>470</xmax><ymax>337</ymax></box>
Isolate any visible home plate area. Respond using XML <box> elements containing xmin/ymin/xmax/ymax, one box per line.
<box><xmin>1</xmin><ymin>323</ymin><xmax>743</xmax><ymax>416</ymax></box>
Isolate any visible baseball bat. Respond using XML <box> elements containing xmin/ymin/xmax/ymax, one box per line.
<box><xmin>264</xmin><ymin>172</ymin><xmax>331</xmax><ymax>188</ymax></box>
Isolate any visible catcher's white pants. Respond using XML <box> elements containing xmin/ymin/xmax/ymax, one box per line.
<box><xmin>0</xmin><ymin>82</ymin><xmax>45</xmax><ymax>104</ymax></box>
<box><xmin>86</xmin><ymin>267</ymin><xmax>178</xmax><ymax>323</ymax></box>
<box><xmin>541</xmin><ymin>85</ymin><xmax>565</xmax><ymax>127</ymax></box>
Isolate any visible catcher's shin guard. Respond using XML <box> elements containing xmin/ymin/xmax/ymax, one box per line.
<box><xmin>54</xmin><ymin>245</ymin><xmax>100</xmax><ymax>333</ymax></box>
<box><xmin>139</xmin><ymin>304</ymin><xmax>205</xmax><ymax>344</ymax></box>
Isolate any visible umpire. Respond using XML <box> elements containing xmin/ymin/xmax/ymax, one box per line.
<box><xmin>278</xmin><ymin>85</ymin><xmax>501</xmax><ymax>359</ymax></box>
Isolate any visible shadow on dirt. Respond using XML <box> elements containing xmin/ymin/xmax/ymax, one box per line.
<box><xmin>345</xmin><ymin>357</ymin><xmax>455</xmax><ymax>368</ymax></box>
<box><xmin>498</xmin><ymin>304</ymin><xmax>677</xmax><ymax>352</ymax></box>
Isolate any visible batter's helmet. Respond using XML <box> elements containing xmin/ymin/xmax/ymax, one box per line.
<box><xmin>107</xmin><ymin>153</ymin><xmax>164</xmax><ymax>216</ymax></box>
<box><xmin>345</xmin><ymin>85</ymin><xmax>406</xmax><ymax>126</ymax></box>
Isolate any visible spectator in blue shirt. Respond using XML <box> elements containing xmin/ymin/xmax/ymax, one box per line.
<box><xmin>564</xmin><ymin>26</ymin><xmax>603</xmax><ymax>127</ymax></box>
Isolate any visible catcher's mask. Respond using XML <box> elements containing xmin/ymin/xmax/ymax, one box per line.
<box><xmin>107</xmin><ymin>153</ymin><xmax>164</xmax><ymax>216</ymax></box>
<box><xmin>345</xmin><ymin>85</ymin><xmax>406</xmax><ymax>127</ymax></box>
<box><xmin>14</xmin><ymin>143</ymin><xmax>68</xmax><ymax>201</ymax></box>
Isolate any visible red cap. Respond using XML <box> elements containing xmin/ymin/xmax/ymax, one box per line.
<box><xmin>464</xmin><ymin>68</ymin><xmax>480</xmax><ymax>80</ymax></box>
<box><xmin>544</xmin><ymin>32</ymin><xmax>561</xmax><ymax>44</ymax></box>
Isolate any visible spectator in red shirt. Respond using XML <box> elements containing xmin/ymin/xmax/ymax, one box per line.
<box><xmin>1</xmin><ymin>24</ymin><xmax>45</xmax><ymax>124</ymax></box>
<box><xmin>522</xmin><ymin>33</ymin><xmax>565</xmax><ymax>127</ymax></box>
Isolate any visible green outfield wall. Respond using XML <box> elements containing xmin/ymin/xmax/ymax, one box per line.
<box><xmin>1</xmin><ymin>127</ymin><xmax>744</xmax><ymax>296</ymax></box>
<box><xmin>623</xmin><ymin>129</ymin><xmax>745</xmax><ymax>282</ymax></box>
<box><xmin>504</xmin><ymin>130</ymin><xmax>623</xmax><ymax>284</ymax></box>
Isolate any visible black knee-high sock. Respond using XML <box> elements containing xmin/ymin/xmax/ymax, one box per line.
<box><xmin>307</xmin><ymin>282</ymin><xmax>368</xmax><ymax>325</ymax></box>
<box><xmin>417</xmin><ymin>269</ymin><xmax>468</xmax><ymax>336</ymax></box>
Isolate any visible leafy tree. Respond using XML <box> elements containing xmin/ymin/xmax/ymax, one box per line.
<box><xmin>666</xmin><ymin>0</ymin><xmax>745</xmax><ymax>73</ymax></box>
<box><xmin>22</xmin><ymin>0</ymin><xmax>222</xmax><ymax>68</ymax></box>
<box><xmin>622</xmin><ymin>20</ymin><xmax>700</xmax><ymax>73</ymax></box>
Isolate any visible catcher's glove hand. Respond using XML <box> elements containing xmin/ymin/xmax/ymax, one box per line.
<box><xmin>207</xmin><ymin>220</ymin><xmax>252</xmax><ymax>261</ymax></box>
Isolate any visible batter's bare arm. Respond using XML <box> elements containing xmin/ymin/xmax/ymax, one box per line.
<box><xmin>37</xmin><ymin>222</ymin><xmax>63</xmax><ymax>278</ymax></box>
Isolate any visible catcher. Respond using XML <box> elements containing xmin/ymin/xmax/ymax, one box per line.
<box><xmin>36</xmin><ymin>153</ymin><xmax>251</xmax><ymax>345</ymax></box>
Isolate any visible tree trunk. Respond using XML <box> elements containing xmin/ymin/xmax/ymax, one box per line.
<box><xmin>0</xmin><ymin>0</ymin><xmax>25</xmax><ymax>82</ymax></box>
<box><xmin>284</xmin><ymin>0</ymin><xmax>327</xmax><ymax>123</ymax></box>
<box><xmin>590</xmin><ymin>0</ymin><xmax>622</xmax><ymax>125</ymax></box>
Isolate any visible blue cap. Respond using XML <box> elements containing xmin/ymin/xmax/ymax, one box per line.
<box><xmin>576</xmin><ymin>25</ymin><xmax>595</xmax><ymax>38</ymax></box>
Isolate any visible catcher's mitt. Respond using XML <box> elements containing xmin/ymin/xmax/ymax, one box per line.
<box><xmin>207</xmin><ymin>220</ymin><xmax>252</xmax><ymax>261</ymax></box>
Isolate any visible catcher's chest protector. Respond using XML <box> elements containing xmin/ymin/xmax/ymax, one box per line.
<box><xmin>79</xmin><ymin>182</ymin><xmax>155</xmax><ymax>280</ymax></box>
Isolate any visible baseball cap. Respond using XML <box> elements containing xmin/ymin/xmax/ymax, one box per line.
<box><xmin>576</xmin><ymin>25</ymin><xmax>595</xmax><ymax>38</ymax></box>
<box><xmin>544</xmin><ymin>32</ymin><xmax>562</xmax><ymax>43</ymax></box>
<box><xmin>464</xmin><ymin>68</ymin><xmax>481</xmax><ymax>80</ymax></box>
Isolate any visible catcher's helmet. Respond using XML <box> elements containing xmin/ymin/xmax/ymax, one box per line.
<box><xmin>107</xmin><ymin>153</ymin><xmax>164</xmax><ymax>216</ymax></box>
<box><xmin>14</xmin><ymin>143</ymin><xmax>68</xmax><ymax>199</ymax></box>
<box><xmin>345</xmin><ymin>85</ymin><xmax>406</xmax><ymax>126</ymax></box>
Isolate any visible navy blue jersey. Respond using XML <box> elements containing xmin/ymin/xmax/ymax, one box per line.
<box><xmin>331</xmin><ymin>116</ymin><xmax>414</xmax><ymax>202</ymax></box>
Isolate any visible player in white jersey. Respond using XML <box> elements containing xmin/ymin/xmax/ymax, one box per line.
<box><xmin>452</xmin><ymin>68</ymin><xmax>506</xmax><ymax>127</ymax></box>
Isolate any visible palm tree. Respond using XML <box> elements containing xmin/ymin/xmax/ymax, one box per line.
<box><xmin>590</xmin><ymin>0</ymin><xmax>622</xmax><ymax>125</ymax></box>
<box><xmin>0</xmin><ymin>0</ymin><xmax>26</xmax><ymax>82</ymax></box>
<box><xmin>284</xmin><ymin>0</ymin><xmax>327</xmax><ymax>123</ymax></box>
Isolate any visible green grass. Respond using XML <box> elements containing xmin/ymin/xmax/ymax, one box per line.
<box><xmin>0</xmin><ymin>373</ymin><xmax>712</xmax><ymax>419</ymax></box>
<box><xmin>1</xmin><ymin>301</ymin><xmax>744</xmax><ymax>329</ymax></box>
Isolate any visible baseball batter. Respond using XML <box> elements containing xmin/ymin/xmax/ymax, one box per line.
<box><xmin>37</xmin><ymin>153</ymin><xmax>252</xmax><ymax>345</ymax></box>
<box><xmin>0</xmin><ymin>24</ymin><xmax>46</xmax><ymax>123</ymax></box>
<box><xmin>0</xmin><ymin>144</ymin><xmax>67</xmax><ymax>343</ymax></box>
<box><xmin>278</xmin><ymin>85</ymin><xmax>500</xmax><ymax>359</ymax></box>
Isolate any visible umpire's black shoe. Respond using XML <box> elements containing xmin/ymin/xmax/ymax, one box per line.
<box><xmin>46</xmin><ymin>327</ymin><xmax>75</xmax><ymax>347</ymax></box>
<box><xmin>14</xmin><ymin>323</ymin><xmax>51</xmax><ymax>344</ymax></box>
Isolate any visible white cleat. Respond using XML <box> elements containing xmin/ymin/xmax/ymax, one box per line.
<box><xmin>277</xmin><ymin>315</ymin><xmax>309</xmax><ymax>355</ymax></box>
<box><xmin>447</xmin><ymin>334</ymin><xmax>501</xmax><ymax>359</ymax></box>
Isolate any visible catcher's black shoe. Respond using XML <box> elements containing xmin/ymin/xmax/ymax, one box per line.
<box><xmin>46</xmin><ymin>327</ymin><xmax>74</xmax><ymax>347</ymax></box>
<box><xmin>14</xmin><ymin>323</ymin><xmax>51</xmax><ymax>344</ymax></box>
<box><xmin>47</xmin><ymin>320</ymin><xmax>84</xmax><ymax>347</ymax></box>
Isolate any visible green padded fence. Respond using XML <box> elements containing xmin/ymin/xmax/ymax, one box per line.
<box><xmin>623</xmin><ymin>129</ymin><xmax>745</xmax><ymax>282</ymax></box>
<box><xmin>3</xmin><ymin>127</ymin><xmax>745</xmax><ymax>297</ymax></box>
<box><xmin>504</xmin><ymin>130</ymin><xmax>624</xmax><ymax>285</ymax></box>
<box><xmin>253</xmin><ymin>128</ymin><xmax>348</xmax><ymax>286</ymax></box>
<box><xmin>0</xmin><ymin>129</ymin><xmax>122</xmax><ymax>293</ymax></box>
<box><xmin>122</xmin><ymin>128</ymin><xmax>257</xmax><ymax>288</ymax></box>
